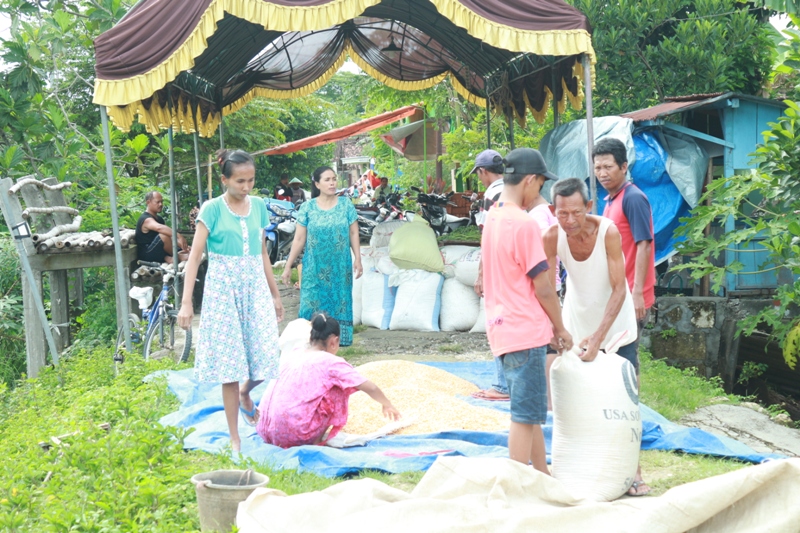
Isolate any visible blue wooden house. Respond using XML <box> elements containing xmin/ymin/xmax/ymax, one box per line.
<box><xmin>621</xmin><ymin>92</ymin><xmax>789</xmax><ymax>295</ymax></box>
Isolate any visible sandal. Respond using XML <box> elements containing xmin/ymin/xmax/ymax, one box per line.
<box><xmin>627</xmin><ymin>480</ymin><xmax>651</xmax><ymax>497</ymax></box>
<box><xmin>239</xmin><ymin>405</ymin><xmax>258</xmax><ymax>427</ymax></box>
<box><xmin>470</xmin><ymin>389</ymin><xmax>510</xmax><ymax>401</ymax></box>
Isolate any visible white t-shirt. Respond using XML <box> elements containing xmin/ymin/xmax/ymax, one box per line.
<box><xmin>475</xmin><ymin>179</ymin><xmax>504</xmax><ymax>227</ymax></box>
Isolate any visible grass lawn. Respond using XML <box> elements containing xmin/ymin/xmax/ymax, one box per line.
<box><xmin>0</xmin><ymin>343</ymin><xmax>755</xmax><ymax>529</ymax></box>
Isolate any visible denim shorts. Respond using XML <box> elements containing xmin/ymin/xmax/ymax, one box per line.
<box><xmin>501</xmin><ymin>346</ymin><xmax>547</xmax><ymax>425</ymax></box>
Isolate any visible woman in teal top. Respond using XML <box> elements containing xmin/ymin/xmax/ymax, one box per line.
<box><xmin>179</xmin><ymin>149</ymin><xmax>284</xmax><ymax>454</ymax></box>
<box><xmin>281</xmin><ymin>166</ymin><xmax>363</xmax><ymax>345</ymax></box>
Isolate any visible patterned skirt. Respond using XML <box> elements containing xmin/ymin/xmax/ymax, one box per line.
<box><xmin>195</xmin><ymin>253</ymin><xmax>280</xmax><ymax>383</ymax></box>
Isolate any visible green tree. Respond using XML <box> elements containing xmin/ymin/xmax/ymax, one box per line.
<box><xmin>569</xmin><ymin>0</ymin><xmax>776</xmax><ymax>116</ymax></box>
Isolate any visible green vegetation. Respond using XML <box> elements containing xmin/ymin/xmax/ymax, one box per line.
<box><xmin>640</xmin><ymin>450</ymin><xmax>747</xmax><ymax>496</ymax></box>
<box><xmin>0</xmin><ymin>346</ymin><xmax>417</xmax><ymax>531</ymax></box>
<box><xmin>353</xmin><ymin>324</ymin><xmax>369</xmax><ymax>335</ymax></box>
<box><xmin>437</xmin><ymin>226</ymin><xmax>481</xmax><ymax>244</ymax></box>
<box><xmin>659</xmin><ymin>328</ymin><xmax>677</xmax><ymax>340</ymax></box>
<box><xmin>438</xmin><ymin>344</ymin><xmax>464</xmax><ymax>354</ymax></box>
<box><xmin>639</xmin><ymin>350</ymin><xmax>737</xmax><ymax>421</ymax></box>
<box><xmin>337</xmin><ymin>344</ymin><xmax>372</xmax><ymax>359</ymax></box>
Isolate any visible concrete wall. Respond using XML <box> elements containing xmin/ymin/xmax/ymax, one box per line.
<box><xmin>641</xmin><ymin>297</ymin><xmax>774</xmax><ymax>392</ymax></box>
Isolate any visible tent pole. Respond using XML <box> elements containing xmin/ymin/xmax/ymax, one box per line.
<box><xmin>508</xmin><ymin>114</ymin><xmax>515</xmax><ymax>150</ymax></box>
<box><xmin>423</xmin><ymin>109</ymin><xmax>427</xmax><ymax>190</ymax></box>
<box><xmin>219</xmin><ymin>115</ymin><xmax>225</xmax><ymax>150</ymax></box>
<box><xmin>168</xmin><ymin>125</ymin><xmax>181</xmax><ymax>296</ymax></box>
<box><xmin>194</xmin><ymin>131</ymin><xmax>203</xmax><ymax>206</ymax></box>
<box><xmin>552</xmin><ymin>68</ymin><xmax>560</xmax><ymax>129</ymax></box>
<box><xmin>100</xmin><ymin>106</ymin><xmax>132</xmax><ymax>351</ymax></box>
<box><xmin>583</xmin><ymin>54</ymin><xmax>596</xmax><ymax>214</ymax></box>
<box><xmin>485</xmin><ymin>83</ymin><xmax>491</xmax><ymax>149</ymax></box>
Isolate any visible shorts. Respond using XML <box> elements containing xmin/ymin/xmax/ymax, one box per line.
<box><xmin>615</xmin><ymin>308</ymin><xmax>650</xmax><ymax>372</ymax></box>
<box><xmin>501</xmin><ymin>346</ymin><xmax>547</xmax><ymax>425</ymax></box>
<box><xmin>139</xmin><ymin>236</ymin><xmax>166</xmax><ymax>263</ymax></box>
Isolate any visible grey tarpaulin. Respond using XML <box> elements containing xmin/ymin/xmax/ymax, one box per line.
<box><xmin>539</xmin><ymin>117</ymin><xmax>636</xmax><ymax>201</ymax></box>
<box><xmin>657</xmin><ymin>129</ymin><xmax>709</xmax><ymax>209</ymax></box>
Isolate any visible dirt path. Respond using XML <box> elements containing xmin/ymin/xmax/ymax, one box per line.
<box><xmin>277</xmin><ymin>285</ymin><xmax>492</xmax><ymax>366</ymax></box>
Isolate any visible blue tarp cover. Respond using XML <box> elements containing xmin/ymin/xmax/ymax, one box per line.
<box><xmin>155</xmin><ymin>362</ymin><xmax>783</xmax><ymax>477</ymax></box>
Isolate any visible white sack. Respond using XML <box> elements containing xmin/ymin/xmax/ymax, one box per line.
<box><xmin>360</xmin><ymin>268</ymin><xmax>396</xmax><ymax>330</ymax></box>
<box><xmin>454</xmin><ymin>248</ymin><xmax>481</xmax><ymax>287</ymax></box>
<box><xmin>352</xmin><ymin>273</ymin><xmax>363</xmax><ymax>326</ymax></box>
<box><xmin>440</xmin><ymin>245</ymin><xmax>477</xmax><ymax>279</ymax></box>
<box><xmin>376</xmin><ymin>254</ymin><xmax>399</xmax><ymax>276</ymax></box>
<box><xmin>550</xmin><ymin>332</ymin><xmax>640</xmax><ymax>501</ymax></box>
<box><xmin>439</xmin><ymin>278</ymin><xmax>480</xmax><ymax>332</ymax></box>
<box><xmin>370</xmin><ymin>220</ymin><xmax>406</xmax><ymax>249</ymax></box>
<box><xmin>389</xmin><ymin>269</ymin><xmax>444</xmax><ymax>332</ymax></box>
<box><xmin>469</xmin><ymin>298</ymin><xmax>486</xmax><ymax>333</ymax></box>
<box><xmin>278</xmin><ymin>319</ymin><xmax>311</xmax><ymax>371</ymax></box>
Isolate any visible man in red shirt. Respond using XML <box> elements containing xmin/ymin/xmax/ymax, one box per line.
<box><xmin>593</xmin><ymin>137</ymin><xmax>655</xmax><ymax>496</ymax></box>
<box><xmin>482</xmin><ymin>147</ymin><xmax>573</xmax><ymax>473</ymax></box>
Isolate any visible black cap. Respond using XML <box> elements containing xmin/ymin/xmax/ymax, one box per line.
<box><xmin>503</xmin><ymin>148</ymin><xmax>557</xmax><ymax>181</ymax></box>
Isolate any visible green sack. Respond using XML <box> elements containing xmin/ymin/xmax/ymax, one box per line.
<box><xmin>388</xmin><ymin>218</ymin><xmax>444</xmax><ymax>272</ymax></box>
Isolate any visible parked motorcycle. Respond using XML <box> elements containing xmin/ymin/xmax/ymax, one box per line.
<box><xmin>262</xmin><ymin>197</ymin><xmax>298</xmax><ymax>264</ymax></box>
<box><xmin>410</xmin><ymin>186</ymin><xmax>471</xmax><ymax>236</ymax></box>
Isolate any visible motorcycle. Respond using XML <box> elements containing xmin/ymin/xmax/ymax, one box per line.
<box><xmin>410</xmin><ymin>186</ymin><xmax>471</xmax><ymax>236</ymax></box>
<box><xmin>262</xmin><ymin>194</ymin><xmax>298</xmax><ymax>264</ymax></box>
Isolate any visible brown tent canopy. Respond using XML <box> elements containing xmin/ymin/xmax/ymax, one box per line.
<box><xmin>93</xmin><ymin>0</ymin><xmax>595</xmax><ymax>136</ymax></box>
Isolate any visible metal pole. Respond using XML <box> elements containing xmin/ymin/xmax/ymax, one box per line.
<box><xmin>552</xmin><ymin>67</ymin><xmax>560</xmax><ymax>130</ymax></box>
<box><xmin>219</xmin><ymin>115</ymin><xmax>225</xmax><ymax>150</ymax></box>
<box><xmin>168</xmin><ymin>125</ymin><xmax>181</xmax><ymax>297</ymax></box>
<box><xmin>485</xmin><ymin>83</ymin><xmax>492</xmax><ymax>149</ymax></box>
<box><xmin>423</xmin><ymin>110</ymin><xmax>427</xmax><ymax>190</ymax></box>
<box><xmin>0</xmin><ymin>195</ymin><xmax>61</xmax><ymax>367</ymax></box>
<box><xmin>100</xmin><ymin>106</ymin><xmax>132</xmax><ymax>350</ymax></box>
<box><xmin>193</xmin><ymin>131</ymin><xmax>203</xmax><ymax>206</ymax></box>
<box><xmin>508</xmin><ymin>114</ymin><xmax>515</xmax><ymax>150</ymax></box>
<box><xmin>583</xmin><ymin>54</ymin><xmax>596</xmax><ymax>214</ymax></box>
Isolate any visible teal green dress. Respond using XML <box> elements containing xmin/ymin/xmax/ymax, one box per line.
<box><xmin>296</xmin><ymin>197</ymin><xmax>358</xmax><ymax>346</ymax></box>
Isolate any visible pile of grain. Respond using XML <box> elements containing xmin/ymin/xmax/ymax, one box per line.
<box><xmin>343</xmin><ymin>360</ymin><xmax>509</xmax><ymax>435</ymax></box>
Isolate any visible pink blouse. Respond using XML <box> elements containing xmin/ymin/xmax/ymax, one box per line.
<box><xmin>257</xmin><ymin>350</ymin><xmax>366</xmax><ymax>448</ymax></box>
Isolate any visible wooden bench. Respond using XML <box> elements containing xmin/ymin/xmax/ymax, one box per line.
<box><xmin>0</xmin><ymin>176</ymin><xmax>137</xmax><ymax>377</ymax></box>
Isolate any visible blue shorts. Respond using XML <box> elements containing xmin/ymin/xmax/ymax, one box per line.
<box><xmin>615</xmin><ymin>308</ymin><xmax>649</xmax><ymax>372</ymax></box>
<box><xmin>501</xmin><ymin>346</ymin><xmax>547</xmax><ymax>425</ymax></box>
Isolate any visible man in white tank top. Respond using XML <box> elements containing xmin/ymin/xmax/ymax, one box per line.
<box><xmin>542</xmin><ymin>177</ymin><xmax>650</xmax><ymax>496</ymax></box>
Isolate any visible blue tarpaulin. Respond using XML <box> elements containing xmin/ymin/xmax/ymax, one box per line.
<box><xmin>154</xmin><ymin>362</ymin><xmax>784</xmax><ymax>477</ymax></box>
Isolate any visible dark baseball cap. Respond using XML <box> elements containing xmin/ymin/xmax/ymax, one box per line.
<box><xmin>469</xmin><ymin>149</ymin><xmax>503</xmax><ymax>174</ymax></box>
<box><xmin>503</xmin><ymin>148</ymin><xmax>557</xmax><ymax>181</ymax></box>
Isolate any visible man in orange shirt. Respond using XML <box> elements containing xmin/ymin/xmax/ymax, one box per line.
<box><xmin>482</xmin><ymin>147</ymin><xmax>573</xmax><ymax>473</ymax></box>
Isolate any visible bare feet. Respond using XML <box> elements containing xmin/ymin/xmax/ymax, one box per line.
<box><xmin>470</xmin><ymin>389</ymin><xmax>510</xmax><ymax>401</ymax></box>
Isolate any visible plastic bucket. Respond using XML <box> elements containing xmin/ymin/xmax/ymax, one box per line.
<box><xmin>191</xmin><ymin>469</ymin><xmax>269</xmax><ymax>532</ymax></box>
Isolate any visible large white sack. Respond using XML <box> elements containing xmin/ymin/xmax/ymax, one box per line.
<box><xmin>278</xmin><ymin>319</ymin><xmax>311</xmax><ymax>371</ymax></box>
<box><xmin>388</xmin><ymin>269</ymin><xmax>444</xmax><ymax>332</ymax></box>
<box><xmin>469</xmin><ymin>298</ymin><xmax>486</xmax><ymax>333</ymax></box>
<box><xmin>441</xmin><ymin>245</ymin><xmax>478</xmax><ymax>279</ymax></box>
<box><xmin>550</xmin><ymin>332</ymin><xmax>640</xmax><ymax>502</ymax></box>
<box><xmin>454</xmin><ymin>248</ymin><xmax>481</xmax><ymax>287</ymax></box>
<box><xmin>353</xmin><ymin>273</ymin><xmax>363</xmax><ymax>326</ymax></box>
<box><xmin>439</xmin><ymin>278</ymin><xmax>480</xmax><ymax>331</ymax></box>
<box><xmin>361</xmin><ymin>268</ymin><xmax>396</xmax><ymax>330</ymax></box>
<box><xmin>376</xmin><ymin>254</ymin><xmax>399</xmax><ymax>276</ymax></box>
<box><xmin>370</xmin><ymin>220</ymin><xmax>406</xmax><ymax>249</ymax></box>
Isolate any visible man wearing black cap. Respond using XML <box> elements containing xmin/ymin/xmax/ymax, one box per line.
<box><xmin>481</xmin><ymin>147</ymin><xmax>572</xmax><ymax>472</ymax></box>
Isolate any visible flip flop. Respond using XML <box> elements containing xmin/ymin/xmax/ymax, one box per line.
<box><xmin>470</xmin><ymin>389</ymin><xmax>510</xmax><ymax>402</ymax></box>
<box><xmin>627</xmin><ymin>481</ymin><xmax>651</xmax><ymax>497</ymax></box>
<box><xmin>239</xmin><ymin>405</ymin><xmax>257</xmax><ymax>426</ymax></box>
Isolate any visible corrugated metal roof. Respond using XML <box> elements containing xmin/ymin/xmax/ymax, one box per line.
<box><xmin>620</xmin><ymin>99</ymin><xmax>707</xmax><ymax>121</ymax></box>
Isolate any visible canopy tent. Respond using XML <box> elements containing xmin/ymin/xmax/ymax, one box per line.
<box><xmin>91</xmin><ymin>0</ymin><xmax>598</xmax><ymax>350</ymax></box>
<box><xmin>93</xmin><ymin>0</ymin><xmax>595</xmax><ymax>135</ymax></box>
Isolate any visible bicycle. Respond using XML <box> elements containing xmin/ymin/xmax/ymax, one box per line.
<box><xmin>115</xmin><ymin>260</ymin><xmax>192</xmax><ymax>368</ymax></box>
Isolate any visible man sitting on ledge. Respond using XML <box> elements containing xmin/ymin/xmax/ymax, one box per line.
<box><xmin>135</xmin><ymin>191</ymin><xmax>190</xmax><ymax>265</ymax></box>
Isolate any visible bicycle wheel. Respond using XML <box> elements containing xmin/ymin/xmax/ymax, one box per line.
<box><xmin>143</xmin><ymin>311</ymin><xmax>193</xmax><ymax>363</ymax></box>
